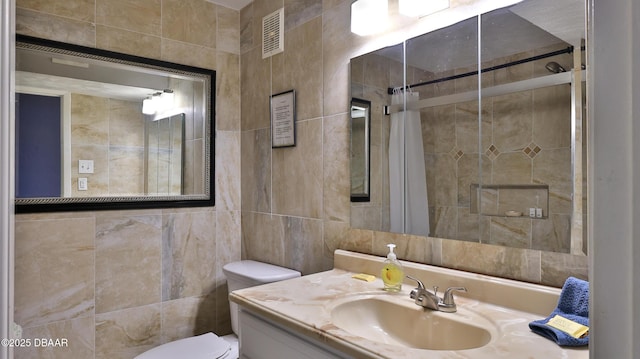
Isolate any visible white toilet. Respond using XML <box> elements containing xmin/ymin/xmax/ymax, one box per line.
<box><xmin>135</xmin><ymin>260</ymin><xmax>301</xmax><ymax>359</ymax></box>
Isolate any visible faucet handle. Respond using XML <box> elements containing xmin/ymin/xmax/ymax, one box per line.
<box><xmin>442</xmin><ymin>287</ymin><xmax>467</xmax><ymax>305</ymax></box>
<box><xmin>438</xmin><ymin>287</ymin><xmax>467</xmax><ymax>313</ymax></box>
<box><xmin>405</xmin><ymin>275</ymin><xmax>425</xmax><ymax>290</ymax></box>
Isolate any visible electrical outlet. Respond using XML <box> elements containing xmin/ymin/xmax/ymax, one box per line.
<box><xmin>536</xmin><ymin>208</ymin><xmax>543</xmax><ymax>218</ymax></box>
<box><xmin>78</xmin><ymin>177</ymin><xmax>88</xmax><ymax>191</ymax></box>
<box><xmin>79</xmin><ymin>160</ymin><xmax>94</xmax><ymax>174</ymax></box>
<box><xmin>529</xmin><ymin>208</ymin><xmax>536</xmax><ymax>218</ymax></box>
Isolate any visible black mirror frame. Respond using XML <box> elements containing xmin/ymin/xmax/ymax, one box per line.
<box><xmin>14</xmin><ymin>35</ymin><xmax>215</xmax><ymax>213</ymax></box>
<box><xmin>350</xmin><ymin>97</ymin><xmax>371</xmax><ymax>203</ymax></box>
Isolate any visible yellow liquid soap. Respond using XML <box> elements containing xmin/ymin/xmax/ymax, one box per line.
<box><xmin>381</xmin><ymin>244</ymin><xmax>403</xmax><ymax>292</ymax></box>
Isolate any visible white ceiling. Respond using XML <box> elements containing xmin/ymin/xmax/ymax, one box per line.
<box><xmin>205</xmin><ymin>0</ymin><xmax>253</xmax><ymax>11</ymax></box>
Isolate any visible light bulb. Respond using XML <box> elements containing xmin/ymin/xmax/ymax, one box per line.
<box><xmin>351</xmin><ymin>0</ymin><xmax>389</xmax><ymax>36</ymax></box>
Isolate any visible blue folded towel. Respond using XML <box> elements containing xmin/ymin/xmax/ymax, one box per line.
<box><xmin>529</xmin><ymin>276</ymin><xmax>589</xmax><ymax>346</ymax></box>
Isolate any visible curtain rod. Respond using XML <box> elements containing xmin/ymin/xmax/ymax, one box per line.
<box><xmin>387</xmin><ymin>46</ymin><xmax>577</xmax><ymax>95</ymax></box>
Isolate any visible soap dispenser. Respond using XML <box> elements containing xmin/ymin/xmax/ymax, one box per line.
<box><xmin>381</xmin><ymin>244</ymin><xmax>404</xmax><ymax>292</ymax></box>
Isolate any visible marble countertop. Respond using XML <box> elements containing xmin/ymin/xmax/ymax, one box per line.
<box><xmin>229</xmin><ymin>250</ymin><xmax>589</xmax><ymax>359</ymax></box>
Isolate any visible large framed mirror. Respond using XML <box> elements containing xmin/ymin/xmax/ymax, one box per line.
<box><xmin>349</xmin><ymin>0</ymin><xmax>587</xmax><ymax>255</ymax></box>
<box><xmin>15</xmin><ymin>35</ymin><xmax>215</xmax><ymax>213</ymax></box>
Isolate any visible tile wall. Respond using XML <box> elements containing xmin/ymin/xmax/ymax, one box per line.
<box><xmin>14</xmin><ymin>0</ymin><xmax>241</xmax><ymax>358</ymax></box>
<box><xmin>70</xmin><ymin>94</ymin><xmax>145</xmax><ymax>197</ymax></box>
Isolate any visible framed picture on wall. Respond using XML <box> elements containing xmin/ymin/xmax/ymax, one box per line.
<box><xmin>270</xmin><ymin>89</ymin><xmax>296</xmax><ymax>148</ymax></box>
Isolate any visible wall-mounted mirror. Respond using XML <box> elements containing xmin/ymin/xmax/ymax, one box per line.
<box><xmin>350</xmin><ymin>98</ymin><xmax>371</xmax><ymax>202</ymax></box>
<box><xmin>15</xmin><ymin>35</ymin><xmax>215</xmax><ymax>212</ymax></box>
<box><xmin>349</xmin><ymin>0</ymin><xmax>587</xmax><ymax>255</ymax></box>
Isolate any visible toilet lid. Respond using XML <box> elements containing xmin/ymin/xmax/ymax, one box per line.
<box><xmin>135</xmin><ymin>333</ymin><xmax>231</xmax><ymax>359</ymax></box>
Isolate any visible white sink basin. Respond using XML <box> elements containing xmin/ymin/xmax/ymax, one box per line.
<box><xmin>330</xmin><ymin>295</ymin><xmax>497</xmax><ymax>350</ymax></box>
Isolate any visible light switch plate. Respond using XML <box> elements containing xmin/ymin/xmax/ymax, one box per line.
<box><xmin>78</xmin><ymin>177</ymin><xmax>88</xmax><ymax>191</ymax></box>
<box><xmin>79</xmin><ymin>160</ymin><xmax>94</xmax><ymax>174</ymax></box>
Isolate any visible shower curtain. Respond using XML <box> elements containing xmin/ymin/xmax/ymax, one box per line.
<box><xmin>389</xmin><ymin>90</ymin><xmax>430</xmax><ymax>236</ymax></box>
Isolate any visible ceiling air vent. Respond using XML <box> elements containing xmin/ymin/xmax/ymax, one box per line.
<box><xmin>262</xmin><ymin>8</ymin><xmax>284</xmax><ymax>59</ymax></box>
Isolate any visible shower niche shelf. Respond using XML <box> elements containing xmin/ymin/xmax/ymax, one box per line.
<box><xmin>470</xmin><ymin>184</ymin><xmax>549</xmax><ymax>219</ymax></box>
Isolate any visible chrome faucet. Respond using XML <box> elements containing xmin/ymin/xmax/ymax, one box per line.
<box><xmin>405</xmin><ymin>275</ymin><xmax>467</xmax><ymax>313</ymax></box>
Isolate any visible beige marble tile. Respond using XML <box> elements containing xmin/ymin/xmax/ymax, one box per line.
<box><xmin>16</xmin><ymin>8</ymin><xmax>96</xmax><ymax>47</ymax></box>
<box><xmin>284</xmin><ymin>0</ymin><xmax>322</xmax><ymax>31</ymax></box>
<box><xmin>323</xmin><ymin>220</ymin><xmax>351</xmax><ymax>268</ymax></box>
<box><xmin>96</xmin><ymin>0</ymin><xmax>161</xmax><ymax>36</ymax></box>
<box><xmin>492</xmin><ymin>152</ymin><xmax>532</xmax><ymax>184</ymax></box>
<box><xmin>241</xmin><ymin>212</ymin><xmax>284</xmax><ymax>267</ymax></box>
<box><xmin>17</xmin><ymin>0</ymin><xmax>95</xmax><ymax>22</ymax></box>
<box><xmin>442</xmin><ymin>239</ymin><xmax>541</xmax><ymax>283</ymax></box>
<box><xmin>431</xmin><ymin>104</ymin><xmax>456</xmax><ymax>153</ymax></box>
<box><xmin>487</xmin><ymin>217</ymin><xmax>531</xmax><ymax>249</ymax></box>
<box><xmin>532</xmin><ymin>213</ymin><xmax>571</xmax><ymax>253</ymax></box>
<box><xmin>337</xmin><ymin>228</ymin><xmax>374</xmax><ymax>254</ymax></box>
<box><xmin>108</xmin><ymin>147</ymin><xmax>144</xmax><ymax>195</ymax></box>
<box><xmin>216</xmin><ymin>52</ymin><xmax>241</xmax><ymax>131</ymax></box>
<box><xmin>161</xmin><ymin>296</ymin><xmax>217</xmax><ymax>342</ymax></box>
<box><xmin>71</xmin><ymin>94</ymin><xmax>109</xmax><ymax>146</ymax></box>
<box><xmin>275</xmin><ymin>216</ymin><xmax>324</xmax><ymax>275</ymax></box>
<box><xmin>162</xmin><ymin>210</ymin><xmax>216</xmax><ymax>301</ymax></box>
<box><xmin>533</xmin><ymin>148</ymin><xmax>572</xmax><ymax>214</ymax></box>
<box><xmin>273</xmin><ymin>17</ymin><xmax>323</xmax><ymax>121</ymax></box>
<box><xmin>95</xmin><ymin>304</ymin><xmax>162</xmax><ymax>359</ymax></box>
<box><xmin>240</xmin><ymin>47</ymin><xmax>271</xmax><ymax>131</ymax></box>
<box><xmin>492</xmin><ymin>91</ymin><xmax>533</xmax><ymax>152</ymax></box>
<box><xmin>96</xmin><ymin>25</ymin><xmax>161</xmax><ymax>59</ymax></box>
<box><xmin>215</xmin><ymin>131</ymin><xmax>241</xmax><ymax>211</ymax></box>
<box><xmin>161</xmin><ymin>39</ymin><xmax>217</xmax><ymax>70</ymax></box>
<box><xmin>350</xmin><ymin>205</ymin><xmax>383</xmax><ymax>232</ymax></box>
<box><xmin>95</xmin><ymin>214</ymin><xmax>162</xmax><ymax>313</ymax></box>
<box><xmin>239</xmin><ymin>3</ymin><xmax>254</xmax><ymax>54</ymax></box>
<box><xmin>533</xmin><ymin>84</ymin><xmax>572</xmax><ymax>149</ymax></box>
<box><xmin>433</xmin><ymin>153</ymin><xmax>456</xmax><ymax>206</ymax></box>
<box><xmin>432</xmin><ymin>206</ymin><xmax>457</xmax><ymax>239</ymax></box>
<box><xmin>16</xmin><ymin>317</ymin><xmax>94</xmax><ymax>359</ymax></box>
<box><xmin>109</xmin><ymin>99</ymin><xmax>144</xmax><ymax>147</ymax></box>
<box><xmin>457</xmin><ymin>153</ymin><xmax>490</xmax><ymax>207</ymax></box>
<box><xmin>241</xmin><ymin>128</ymin><xmax>271</xmax><ymax>213</ymax></box>
<box><xmin>14</xmin><ymin>218</ymin><xmax>95</xmax><ymax>328</ymax></box>
<box><xmin>217</xmin><ymin>6</ymin><xmax>240</xmax><ymax>54</ymax></box>
<box><xmin>456</xmin><ymin>207</ymin><xmax>480</xmax><ymax>242</ymax></box>
<box><xmin>162</xmin><ymin>0</ymin><xmax>217</xmax><ymax>48</ymax></box>
<box><xmin>323</xmin><ymin>113</ymin><xmax>350</xmax><ymax>222</ymax></box>
<box><xmin>321</xmin><ymin>0</ymin><xmax>353</xmax><ymax>117</ymax></box>
<box><xmin>540</xmin><ymin>251</ymin><xmax>588</xmax><ymax>287</ymax></box>
<box><xmin>272</xmin><ymin>119</ymin><xmax>323</xmax><ymax>218</ymax></box>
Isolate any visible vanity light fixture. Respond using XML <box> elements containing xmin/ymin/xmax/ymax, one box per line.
<box><xmin>399</xmin><ymin>0</ymin><xmax>450</xmax><ymax>18</ymax></box>
<box><xmin>142</xmin><ymin>89</ymin><xmax>174</xmax><ymax>115</ymax></box>
<box><xmin>142</xmin><ymin>95</ymin><xmax>155</xmax><ymax>115</ymax></box>
<box><xmin>351</xmin><ymin>0</ymin><xmax>389</xmax><ymax>36</ymax></box>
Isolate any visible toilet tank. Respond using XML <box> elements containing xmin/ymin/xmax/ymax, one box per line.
<box><xmin>223</xmin><ymin>260</ymin><xmax>301</xmax><ymax>334</ymax></box>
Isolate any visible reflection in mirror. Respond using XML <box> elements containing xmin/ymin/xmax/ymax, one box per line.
<box><xmin>14</xmin><ymin>35</ymin><xmax>215</xmax><ymax>212</ymax></box>
<box><xmin>146</xmin><ymin>114</ymin><xmax>185</xmax><ymax>196</ymax></box>
<box><xmin>349</xmin><ymin>0</ymin><xmax>587</xmax><ymax>255</ymax></box>
<box><xmin>350</xmin><ymin>42</ymin><xmax>403</xmax><ymax>232</ymax></box>
<box><xmin>350</xmin><ymin>98</ymin><xmax>371</xmax><ymax>202</ymax></box>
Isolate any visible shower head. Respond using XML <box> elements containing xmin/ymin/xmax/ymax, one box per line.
<box><xmin>545</xmin><ymin>62</ymin><xmax>566</xmax><ymax>73</ymax></box>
